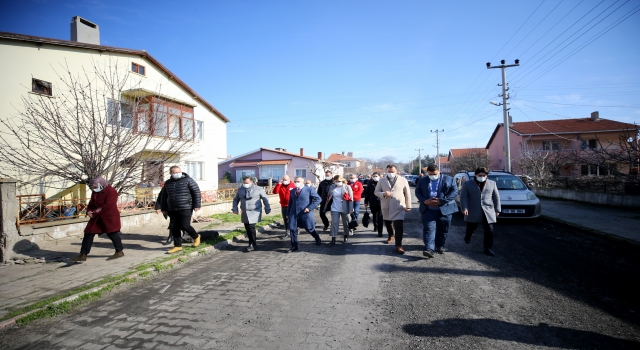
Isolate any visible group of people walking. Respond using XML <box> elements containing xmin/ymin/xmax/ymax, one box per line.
<box><xmin>69</xmin><ymin>163</ymin><xmax>501</xmax><ymax>262</ymax></box>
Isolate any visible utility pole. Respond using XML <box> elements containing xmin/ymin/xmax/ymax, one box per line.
<box><xmin>431</xmin><ymin>129</ymin><xmax>444</xmax><ymax>169</ymax></box>
<box><xmin>415</xmin><ymin>149</ymin><xmax>423</xmax><ymax>172</ymax></box>
<box><xmin>487</xmin><ymin>59</ymin><xmax>520</xmax><ymax>173</ymax></box>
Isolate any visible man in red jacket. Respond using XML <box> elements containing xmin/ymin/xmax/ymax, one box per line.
<box><xmin>349</xmin><ymin>174</ymin><xmax>364</xmax><ymax>230</ymax></box>
<box><xmin>273</xmin><ymin>175</ymin><xmax>296</xmax><ymax>238</ymax></box>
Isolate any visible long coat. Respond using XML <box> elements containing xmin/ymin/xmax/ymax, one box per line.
<box><xmin>374</xmin><ymin>176</ymin><xmax>412</xmax><ymax>221</ymax></box>
<box><xmin>84</xmin><ymin>185</ymin><xmax>121</xmax><ymax>234</ymax></box>
<box><xmin>415</xmin><ymin>175</ymin><xmax>459</xmax><ymax>216</ymax></box>
<box><xmin>460</xmin><ymin>179</ymin><xmax>501</xmax><ymax>224</ymax></box>
<box><xmin>287</xmin><ymin>186</ymin><xmax>321</xmax><ymax>231</ymax></box>
<box><xmin>323</xmin><ymin>184</ymin><xmax>354</xmax><ymax>214</ymax></box>
<box><xmin>232</xmin><ymin>185</ymin><xmax>271</xmax><ymax>224</ymax></box>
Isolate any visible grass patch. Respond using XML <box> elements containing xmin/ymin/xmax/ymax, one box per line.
<box><xmin>178</xmin><ymin>256</ymin><xmax>188</xmax><ymax>263</ymax></box>
<box><xmin>209</xmin><ymin>213</ymin><xmax>242</xmax><ymax>223</ymax></box>
<box><xmin>138</xmin><ymin>270</ymin><xmax>151</xmax><ymax>278</ymax></box>
<box><xmin>152</xmin><ymin>262</ymin><xmax>173</xmax><ymax>272</ymax></box>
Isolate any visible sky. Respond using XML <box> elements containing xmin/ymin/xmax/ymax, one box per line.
<box><xmin>1</xmin><ymin>0</ymin><xmax>639</xmax><ymax>163</ymax></box>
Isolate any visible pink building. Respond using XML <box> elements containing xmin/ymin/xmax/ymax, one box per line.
<box><xmin>486</xmin><ymin>112</ymin><xmax>637</xmax><ymax>176</ymax></box>
<box><xmin>218</xmin><ymin>148</ymin><xmax>344</xmax><ymax>184</ymax></box>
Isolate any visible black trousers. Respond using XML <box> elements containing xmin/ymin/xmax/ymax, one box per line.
<box><xmin>384</xmin><ymin>220</ymin><xmax>404</xmax><ymax>247</ymax></box>
<box><xmin>370</xmin><ymin>206</ymin><xmax>383</xmax><ymax>235</ymax></box>
<box><xmin>465</xmin><ymin>214</ymin><xmax>494</xmax><ymax>249</ymax></box>
<box><xmin>319</xmin><ymin>202</ymin><xmax>330</xmax><ymax>228</ymax></box>
<box><xmin>80</xmin><ymin>231</ymin><xmax>123</xmax><ymax>255</ymax></box>
<box><xmin>244</xmin><ymin>223</ymin><xmax>257</xmax><ymax>245</ymax></box>
<box><xmin>281</xmin><ymin>206</ymin><xmax>289</xmax><ymax>231</ymax></box>
<box><xmin>168</xmin><ymin>210</ymin><xmax>198</xmax><ymax>247</ymax></box>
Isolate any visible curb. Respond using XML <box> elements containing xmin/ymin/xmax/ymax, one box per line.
<box><xmin>540</xmin><ymin>215</ymin><xmax>640</xmax><ymax>248</ymax></box>
<box><xmin>0</xmin><ymin>222</ymin><xmax>279</xmax><ymax>331</ymax></box>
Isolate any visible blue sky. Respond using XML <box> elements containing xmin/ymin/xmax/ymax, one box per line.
<box><xmin>1</xmin><ymin>0</ymin><xmax>639</xmax><ymax>162</ymax></box>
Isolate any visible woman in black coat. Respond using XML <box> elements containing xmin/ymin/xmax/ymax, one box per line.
<box><xmin>364</xmin><ymin>172</ymin><xmax>384</xmax><ymax>237</ymax></box>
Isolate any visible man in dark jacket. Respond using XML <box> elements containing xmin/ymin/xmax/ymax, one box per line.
<box><xmin>158</xmin><ymin>166</ymin><xmax>202</xmax><ymax>254</ymax></box>
<box><xmin>316</xmin><ymin>170</ymin><xmax>334</xmax><ymax>231</ymax></box>
<box><xmin>364</xmin><ymin>172</ymin><xmax>384</xmax><ymax>237</ymax></box>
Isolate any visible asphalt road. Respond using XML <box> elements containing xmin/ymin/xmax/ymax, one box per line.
<box><xmin>1</xmin><ymin>199</ymin><xmax>639</xmax><ymax>349</ymax></box>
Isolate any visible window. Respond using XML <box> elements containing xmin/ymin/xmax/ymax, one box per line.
<box><xmin>32</xmin><ymin>78</ymin><xmax>52</xmax><ymax>96</ymax></box>
<box><xmin>542</xmin><ymin>140</ymin><xmax>560</xmax><ymax>151</ymax></box>
<box><xmin>196</xmin><ymin>121</ymin><xmax>204</xmax><ymax>140</ymax></box>
<box><xmin>588</xmin><ymin>139</ymin><xmax>597</xmax><ymax>149</ymax></box>
<box><xmin>259</xmin><ymin>165</ymin><xmax>285</xmax><ymax>181</ymax></box>
<box><xmin>236</xmin><ymin>169</ymin><xmax>255</xmax><ymax>182</ymax></box>
<box><xmin>134</xmin><ymin>96</ymin><xmax>195</xmax><ymax>140</ymax></box>
<box><xmin>185</xmin><ymin>161</ymin><xmax>204</xmax><ymax>180</ymax></box>
<box><xmin>132</xmin><ymin>63</ymin><xmax>145</xmax><ymax>76</ymax></box>
<box><xmin>295</xmin><ymin>169</ymin><xmax>307</xmax><ymax>177</ymax></box>
<box><xmin>106</xmin><ymin>98</ymin><xmax>133</xmax><ymax>128</ymax></box>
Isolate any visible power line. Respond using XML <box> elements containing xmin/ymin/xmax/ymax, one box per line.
<box><xmin>515</xmin><ymin>98</ymin><xmax>640</xmax><ymax>109</ymax></box>
<box><xmin>489</xmin><ymin>0</ymin><xmax>547</xmax><ymax>63</ymax></box>
<box><xmin>503</xmin><ymin>0</ymin><xmax>566</xmax><ymax>59</ymax></box>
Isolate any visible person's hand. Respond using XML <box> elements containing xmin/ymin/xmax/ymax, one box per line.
<box><xmin>265</xmin><ymin>209</ymin><xmax>271</xmax><ymax>214</ymax></box>
<box><xmin>162</xmin><ymin>211</ymin><xmax>167</xmax><ymax>215</ymax></box>
<box><xmin>423</xmin><ymin>199</ymin><xmax>432</xmax><ymax>205</ymax></box>
<box><xmin>405</xmin><ymin>208</ymin><xmax>411</xmax><ymax>212</ymax></box>
<box><xmin>278</xmin><ymin>180</ymin><xmax>283</xmax><ymax>184</ymax></box>
<box><xmin>463</xmin><ymin>209</ymin><xmax>469</xmax><ymax>216</ymax></box>
<box><xmin>87</xmin><ymin>212</ymin><xmax>93</xmax><ymax>218</ymax></box>
<box><xmin>384</xmin><ymin>191</ymin><xmax>391</xmax><ymax>197</ymax></box>
<box><xmin>303</xmin><ymin>208</ymin><xmax>310</xmax><ymax>213</ymax></box>
<box><xmin>155</xmin><ymin>209</ymin><xmax>161</xmax><ymax>214</ymax></box>
<box><xmin>194</xmin><ymin>208</ymin><xmax>200</xmax><ymax>212</ymax></box>
<box><xmin>496</xmin><ymin>212</ymin><xmax>500</xmax><ymax>216</ymax></box>
<box><xmin>349</xmin><ymin>210</ymin><xmax>354</xmax><ymax>214</ymax></box>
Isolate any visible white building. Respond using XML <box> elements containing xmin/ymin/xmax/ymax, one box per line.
<box><xmin>0</xmin><ymin>17</ymin><xmax>229</xmax><ymax>198</ymax></box>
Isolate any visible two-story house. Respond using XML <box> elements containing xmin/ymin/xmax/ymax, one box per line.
<box><xmin>327</xmin><ymin>152</ymin><xmax>363</xmax><ymax>174</ymax></box>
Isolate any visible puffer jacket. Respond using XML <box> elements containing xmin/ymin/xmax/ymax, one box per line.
<box><xmin>364</xmin><ymin>179</ymin><xmax>381</xmax><ymax>209</ymax></box>
<box><xmin>159</xmin><ymin>172</ymin><xmax>201</xmax><ymax>211</ymax></box>
<box><xmin>317</xmin><ymin>179</ymin><xmax>333</xmax><ymax>203</ymax></box>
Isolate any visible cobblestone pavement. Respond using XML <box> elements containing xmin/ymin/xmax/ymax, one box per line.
<box><xmin>1</xmin><ymin>199</ymin><xmax>639</xmax><ymax>349</ymax></box>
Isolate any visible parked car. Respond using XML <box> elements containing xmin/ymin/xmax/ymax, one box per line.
<box><xmin>453</xmin><ymin>170</ymin><xmax>541</xmax><ymax>219</ymax></box>
<box><xmin>405</xmin><ymin>175</ymin><xmax>419</xmax><ymax>186</ymax></box>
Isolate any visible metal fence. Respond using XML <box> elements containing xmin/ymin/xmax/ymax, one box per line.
<box><xmin>17</xmin><ymin>186</ymin><xmax>275</xmax><ymax>225</ymax></box>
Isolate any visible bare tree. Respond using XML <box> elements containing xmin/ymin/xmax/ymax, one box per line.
<box><xmin>0</xmin><ymin>58</ymin><xmax>195</xmax><ymax>195</ymax></box>
<box><xmin>449</xmin><ymin>150</ymin><xmax>491</xmax><ymax>174</ymax></box>
<box><xmin>307</xmin><ymin>160</ymin><xmax>341</xmax><ymax>180</ymax></box>
<box><xmin>579</xmin><ymin>125</ymin><xmax>640</xmax><ymax>179</ymax></box>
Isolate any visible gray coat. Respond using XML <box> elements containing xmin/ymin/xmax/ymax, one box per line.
<box><xmin>322</xmin><ymin>184</ymin><xmax>354</xmax><ymax>214</ymax></box>
<box><xmin>232</xmin><ymin>185</ymin><xmax>271</xmax><ymax>224</ymax></box>
<box><xmin>460</xmin><ymin>179</ymin><xmax>501</xmax><ymax>224</ymax></box>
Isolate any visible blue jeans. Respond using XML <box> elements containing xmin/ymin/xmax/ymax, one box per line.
<box><xmin>421</xmin><ymin>209</ymin><xmax>452</xmax><ymax>251</ymax></box>
<box><xmin>351</xmin><ymin>201</ymin><xmax>361</xmax><ymax>221</ymax></box>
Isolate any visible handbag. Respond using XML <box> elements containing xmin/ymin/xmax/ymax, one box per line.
<box><xmin>362</xmin><ymin>207</ymin><xmax>370</xmax><ymax>228</ymax></box>
<box><xmin>342</xmin><ymin>189</ymin><xmax>352</xmax><ymax>201</ymax></box>
<box><xmin>348</xmin><ymin>219</ymin><xmax>358</xmax><ymax>230</ymax></box>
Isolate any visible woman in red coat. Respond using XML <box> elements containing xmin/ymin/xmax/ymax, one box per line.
<box><xmin>70</xmin><ymin>177</ymin><xmax>124</xmax><ymax>262</ymax></box>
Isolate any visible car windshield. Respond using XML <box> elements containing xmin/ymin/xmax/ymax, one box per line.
<box><xmin>488</xmin><ymin>174</ymin><xmax>527</xmax><ymax>190</ymax></box>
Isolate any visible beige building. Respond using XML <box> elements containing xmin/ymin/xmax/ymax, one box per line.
<box><xmin>0</xmin><ymin>17</ymin><xmax>229</xmax><ymax>199</ymax></box>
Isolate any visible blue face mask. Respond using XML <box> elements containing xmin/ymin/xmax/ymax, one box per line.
<box><xmin>171</xmin><ymin>173</ymin><xmax>181</xmax><ymax>179</ymax></box>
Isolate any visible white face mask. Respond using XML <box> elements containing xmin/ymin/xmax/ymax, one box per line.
<box><xmin>335</xmin><ymin>181</ymin><xmax>342</xmax><ymax>185</ymax></box>
<box><xmin>242</xmin><ymin>183</ymin><xmax>251</xmax><ymax>188</ymax></box>
<box><xmin>92</xmin><ymin>184</ymin><xmax>103</xmax><ymax>192</ymax></box>
<box><xmin>387</xmin><ymin>173</ymin><xmax>396</xmax><ymax>178</ymax></box>
<box><xmin>476</xmin><ymin>176</ymin><xmax>487</xmax><ymax>183</ymax></box>
<box><xmin>171</xmin><ymin>173</ymin><xmax>181</xmax><ymax>179</ymax></box>
<box><xmin>428</xmin><ymin>174</ymin><xmax>440</xmax><ymax>181</ymax></box>
<box><xmin>350</xmin><ymin>179</ymin><xmax>356</xmax><ymax>183</ymax></box>
<box><xmin>283</xmin><ymin>180</ymin><xmax>290</xmax><ymax>185</ymax></box>
<box><xmin>294</xmin><ymin>182</ymin><xmax>304</xmax><ymax>189</ymax></box>
<box><xmin>305</xmin><ymin>183</ymin><xmax>311</xmax><ymax>187</ymax></box>
<box><xmin>372</xmin><ymin>176</ymin><xmax>379</xmax><ymax>181</ymax></box>
<box><xmin>325</xmin><ymin>176</ymin><xmax>332</xmax><ymax>180</ymax></box>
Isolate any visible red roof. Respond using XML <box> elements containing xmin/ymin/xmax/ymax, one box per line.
<box><xmin>327</xmin><ymin>153</ymin><xmax>359</xmax><ymax>162</ymax></box>
<box><xmin>438</xmin><ymin>156</ymin><xmax>449</xmax><ymax>164</ymax></box>
<box><xmin>449</xmin><ymin>148</ymin><xmax>487</xmax><ymax>158</ymax></box>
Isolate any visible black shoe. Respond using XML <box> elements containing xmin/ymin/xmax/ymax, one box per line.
<box><xmin>436</xmin><ymin>247</ymin><xmax>445</xmax><ymax>254</ymax></box>
<box><xmin>343</xmin><ymin>236</ymin><xmax>348</xmax><ymax>243</ymax></box>
<box><xmin>165</xmin><ymin>235</ymin><xmax>173</xmax><ymax>245</ymax></box>
<box><xmin>464</xmin><ymin>235</ymin><xmax>471</xmax><ymax>244</ymax></box>
<box><xmin>315</xmin><ymin>237</ymin><xmax>322</xmax><ymax>245</ymax></box>
<box><xmin>329</xmin><ymin>237</ymin><xmax>336</xmax><ymax>246</ymax></box>
<box><xmin>423</xmin><ymin>250</ymin><xmax>435</xmax><ymax>258</ymax></box>
<box><xmin>287</xmin><ymin>246</ymin><xmax>299</xmax><ymax>253</ymax></box>
<box><xmin>245</xmin><ymin>244</ymin><xmax>254</xmax><ymax>252</ymax></box>
<box><xmin>323</xmin><ymin>225</ymin><xmax>328</xmax><ymax>231</ymax></box>
<box><xmin>484</xmin><ymin>248</ymin><xmax>496</xmax><ymax>256</ymax></box>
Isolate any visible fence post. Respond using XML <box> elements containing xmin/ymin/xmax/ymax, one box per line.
<box><xmin>0</xmin><ymin>178</ymin><xmax>19</xmax><ymax>263</ymax></box>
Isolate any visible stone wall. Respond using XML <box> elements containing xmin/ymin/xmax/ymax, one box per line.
<box><xmin>532</xmin><ymin>187</ymin><xmax>640</xmax><ymax>209</ymax></box>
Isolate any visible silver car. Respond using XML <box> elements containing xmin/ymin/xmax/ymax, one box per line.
<box><xmin>454</xmin><ymin>171</ymin><xmax>541</xmax><ymax>219</ymax></box>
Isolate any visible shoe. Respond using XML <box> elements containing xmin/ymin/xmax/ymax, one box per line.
<box><xmin>107</xmin><ymin>251</ymin><xmax>124</xmax><ymax>260</ymax></box>
<box><xmin>323</xmin><ymin>225</ymin><xmax>328</xmax><ymax>232</ymax></box>
<box><xmin>245</xmin><ymin>244</ymin><xmax>254</xmax><ymax>252</ymax></box>
<box><xmin>484</xmin><ymin>248</ymin><xmax>496</xmax><ymax>256</ymax></box>
<box><xmin>436</xmin><ymin>247</ymin><xmax>445</xmax><ymax>254</ymax></box>
<box><xmin>167</xmin><ymin>247</ymin><xmax>183</xmax><ymax>254</ymax></box>
<box><xmin>165</xmin><ymin>235</ymin><xmax>173</xmax><ymax>245</ymax></box>
<box><xmin>287</xmin><ymin>246</ymin><xmax>299</xmax><ymax>253</ymax></box>
<box><xmin>314</xmin><ymin>236</ymin><xmax>322</xmax><ymax>245</ymax></box>
<box><xmin>283</xmin><ymin>232</ymin><xmax>291</xmax><ymax>239</ymax></box>
<box><xmin>464</xmin><ymin>235</ymin><xmax>471</xmax><ymax>244</ymax></box>
<box><xmin>386</xmin><ymin>236</ymin><xmax>394</xmax><ymax>244</ymax></box>
<box><xmin>423</xmin><ymin>250</ymin><xmax>435</xmax><ymax>258</ymax></box>
<box><xmin>396</xmin><ymin>246</ymin><xmax>405</xmax><ymax>255</ymax></box>
<box><xmin>70</xmin><ymin>254</ymin><xmax>87</xmax><ymax>263</ymax></box>
<box><xmin>329</xmin><ymin>237</ymin><xmax>336</xmax><ymax>246</ymax></box>
<box><xmin>343</xmin><ymin>236</ymin><xmax>348</xmax><ymax>243</ymax></box>
<box><xmin>378</xmin><ymin>233</ymin><xmax>383</xmax><ymax>237</ymax></box>
<box><xmin>193</xmin><ymin>234</ymin><xmax>201</xmax><ymax>247</ymax></box>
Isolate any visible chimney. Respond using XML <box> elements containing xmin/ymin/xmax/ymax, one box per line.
<box><xmin>317</xmin><ymin>152</ymin><xmax>323</xmax><ymax>160</ymax></box>
<box><xmin>341</xmin><ymin>151</ymin><xmax>345</xmax><ymax>155</ymax></box>
<box><xmin>275</xmin><ymin>148</ymin><xmax>282</xmax><ymax>151</ymax></box>
<box><xmin>300</xmin><ymin>148</ymin><xmax>304</xmax><ymax>156</ymax></box>
<box><xmin>70</xmin><ymin>16</ymin><xmax>100</xmax><ymax>45</ymax></box>
<box><xmin>347</xmin><ymin>152</ymin><xmax>353</xmax><ymax>157</ymax></box>
<box><xmin>283</xmin><ymin>149</ymin><xmax>287</xmax><ymax>152</ymax></box>
<box><xmin>590</xmin><ymin>111</ymin><xmax>600</xmax><ymax>121</ymax></box>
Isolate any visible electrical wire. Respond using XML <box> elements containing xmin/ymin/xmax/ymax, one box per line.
<box><xmin>515</xmin><ymin>98</ymin><xmax>640</xmax><ymax>109</ymax></box>
<box><xmin>489</xmin><ymin>0</ymin><xmax>547</xmax><ymax>63</ymax></box>
<box><xmin>503</xmin><ymin>0</ymin><xmax>565</xmax><ymax>59</ymax></box>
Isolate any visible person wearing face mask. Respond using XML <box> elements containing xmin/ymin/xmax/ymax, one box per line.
<box><xmin>460</xmin><ymin>167</ymin><xmax>501</xmax><ymax>256</ymax></box>
<box><xmin>374</xmin><ymin>165</ymin><xmax>412</xmax><ymax>254</ymax></box>
<box><xmin>348</xmin><ymin>174</ymin><xmax>364</xmax><ymax>227</ymax></box>
<box><xmin>316</xmin><ymin>171</ymin><xmax>334</xmax><ymax>231</ymax></box>
<box><xmin>415</xmin><ymin>164</ymin><xmax>458</xmax><ymax>258</ymax></box>
<box><xmin>304</xmin><ymin>180</ymin><xmax>312</xmax><ymax>187</ymax></box>
<box><xmin>232</xmin><ymin>176</ymin><xmax>271</xmax><ymax>252</ymax></box>
<box><xmin>158</xmin><ymin>166</ymin><xmax>202</xmax><ymax>254</ymax></box>
<box><xmin>323</xmin><ymin>175</ymin><xmax>354</xmax><ymax>246</ymax></box>
<box><xmin>286</xmin><ymin>177</ymin><xmax>322</xmax><ymax>252</ymax></box>
<box><xmin>364</xmin><ymin>172</ymin><xmax>384</xmax><ymax>237</ymax></box>
<box><xmin>273</xmin><ymin>175</ymin><xmax>296</xmax><ymax>239</ymax></box>
<box><xmin>70</xmin><ymin>177</ymin><xmax>124</xmax><ymax>262</ymax></box>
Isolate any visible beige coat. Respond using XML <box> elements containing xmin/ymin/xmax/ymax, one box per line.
<box><xmin>374</xmin><ymin>175</ymin><xmax>412</xmax><ymax>221</ymax></box>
